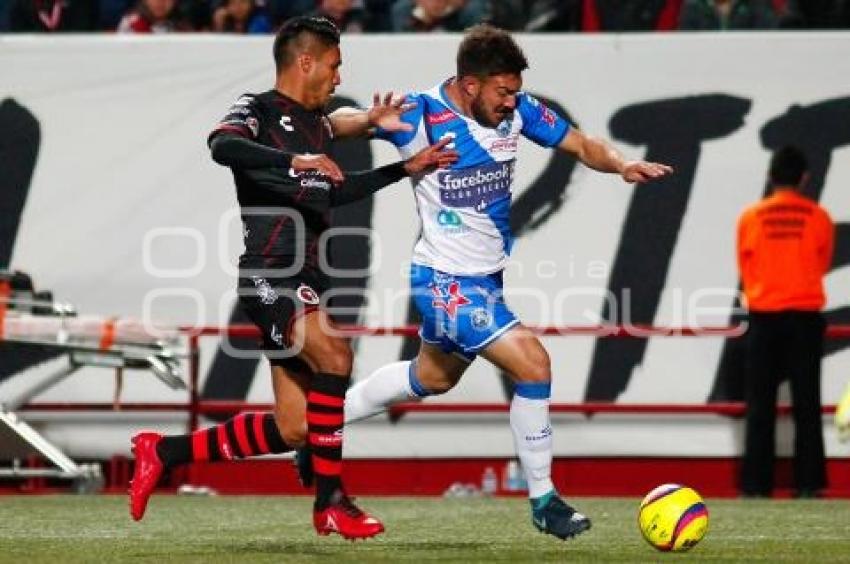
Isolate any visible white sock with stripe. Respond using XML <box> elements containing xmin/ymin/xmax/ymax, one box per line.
<box><xmin>344</xmin><ymin>360</ymin><xmax>430</xmax><ymax>423</ymax></box>
<box><xmin>510</xmin><ymin>381</ymin><xmax>555</xmax><ymax>500</ymax></box>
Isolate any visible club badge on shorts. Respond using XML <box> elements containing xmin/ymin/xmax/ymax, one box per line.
<box><xmin>471</xmin><ymin>308</ymin><xmax>493</xmax><ymax>330</ymax></box>
<box><xmin>296</xmin><ymin>284</ymin><xmax>320</xmax><ymax>305</ymax></box>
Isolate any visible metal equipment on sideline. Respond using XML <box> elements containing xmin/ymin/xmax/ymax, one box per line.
<box><xmin>0</xmin><ymin>271</ymin><xmax>186</xmax><ymax>491</ymax></box>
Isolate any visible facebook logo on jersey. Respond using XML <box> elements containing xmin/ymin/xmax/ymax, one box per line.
<box><xmin>437</xmin><ymin>160</ymin><xmax>514</xmax><ymax>211</ymax></box>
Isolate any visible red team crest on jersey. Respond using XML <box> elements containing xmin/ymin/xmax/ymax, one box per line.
<box><xmin>297</xmin><ymin>284</ymin><xmax>320</xmax><ymax>305</ymax></box>
<box><xmin>431</xmin><ymin>282</ymin><xmax>471</xmax><ymax>319</ymax></box>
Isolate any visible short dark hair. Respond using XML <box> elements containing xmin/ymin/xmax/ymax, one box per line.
<box><xmin>769</xmin><ymin>145</ymin><xmax>808</xmax><ymax>187</ymax></box>
<box><xmin>456</xmin><ymin>24</ymin><xmax>529</xmax><ymax>79</ymax></box>
<box><xmin>273</xmin><ymin>16</ymin><xmax>340</xmax><ymax>71</ymax></box>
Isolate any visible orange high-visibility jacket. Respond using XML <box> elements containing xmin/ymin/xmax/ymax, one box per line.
<box><xmin>737</xmin><ymin>189</ymin><xmax>834</xmax><ymax>312</ymax></box>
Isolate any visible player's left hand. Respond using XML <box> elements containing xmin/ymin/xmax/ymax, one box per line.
<box><xmin>368</xmin><ymin>92</ymin><xmax>417</xmax><ymax>132</ymax></box>
<box><xmin>622</xmin><ymin>161</ymin><xmax>674</xmax><ymax>184</ymax></box>
<box><xmin>403</xmin><ymin>138</ymin><xmax>458</xmax><ymax>175</ymax></box>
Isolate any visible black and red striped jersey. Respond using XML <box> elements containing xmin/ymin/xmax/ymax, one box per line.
<box><xmin>208</xmin><ymin>89</ymin><xmax>406</xmax><ymax>279</ymax></box>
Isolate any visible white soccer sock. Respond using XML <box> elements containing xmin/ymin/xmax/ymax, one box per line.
<box><xmin>510</xmin><ymin>383</ymin><xmax>555</xmax><ymax>500</ymax></box>
<box><xmin>345</xmin><ymin>360</ymin><xmax>425</xmax><ymax>424</ymax></box>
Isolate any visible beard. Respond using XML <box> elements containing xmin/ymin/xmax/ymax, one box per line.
<box><xmin>471</xmin><ymin>96</ymin><xmax>511</xmax><ymax>129</ymax></box>
<box><xmin>471</xmin><ymin>96</ymin><xmax>500</xmax><ymax>128</ymax></box>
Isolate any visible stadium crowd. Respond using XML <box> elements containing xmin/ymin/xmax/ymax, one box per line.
<box><xmin>1</xmin><ymin>0</ymin><xmax>849</xmax><ymax>33</ymax></box>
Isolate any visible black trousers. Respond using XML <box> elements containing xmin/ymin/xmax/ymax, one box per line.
<box><xmin>741</xmin><ymin>311</ymin><xmax>827</xmax><ymax>495</ymax></box>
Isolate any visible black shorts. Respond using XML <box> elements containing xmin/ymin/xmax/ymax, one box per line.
<box><xmin>237</xmin><ymin>271</ymin><xmax>327</xmax><ymax>369</ymax></box>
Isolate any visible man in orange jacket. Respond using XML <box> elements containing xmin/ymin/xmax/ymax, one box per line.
<box><xmin>737</xmin><ymin>145</ymin><xmax>834</xmax><ymax>497</ymax></box>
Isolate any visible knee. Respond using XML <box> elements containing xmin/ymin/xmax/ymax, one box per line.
<box><xmin>515</xmin><ymin>347</ymin><xmax>551</xmax><ymax>383</ymax></box>
<box><xmin>414</xmin><ymin>363</ymin><xmax>461</xmax><ymax>395</ymax></box>
<box><xmin>275</xmin><ymin>411</ymin><xmax>307</xmax><ymax>447</ymax></box>
<box><xmin>420</xmin><ymin>376</ymin><xmax>455</xmax><ymax>395</ymax></box>
<box><xmin>313</xmin><ymin>340</ymin><xmax>353</xmax><ymax>375</ymax></box>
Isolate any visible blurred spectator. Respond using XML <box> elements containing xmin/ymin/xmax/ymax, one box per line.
<box><xmin>9</xmin><ymin>0</ymin><xmax>99</xmax><ymax>31</ymax></box>
<box><xmin>1</xmin><ymin>0</ymin><xmax>12</xmax><ymax>31</ymax></box>
<box><xmin>678</xmin><ymin>0</ymin><xmax>778</xmax><ymax>29</ymax></box>
<box><xmin>363</xmin><ymin>0</ymin><xmax>394</xmax><ymax>31</ymax></box>
<box><xmin>771</xmin><ymin>0</ymin><xmax>802</xmax><ymax>27</ymax></box>
<box><xmin>180</xmin><ymin>0</ymin><xmax>213</xmax><ymax>30</ymax></box>
<box><xmin>489</xmin><ymin>0</ymin><xmax>582</xmax><ymax>31</ymax></box>
<box><xmin>391</xmin><ymin>0</ymin><xmax>488</xmax><ymax>31</ymax></box>
<box><xmin>118</xmin><ymin>0</ymin><xmax>191</xmax><ymax>31</ymax></box>
<box><xmin>100</xmin><ymin>0</ymin><xmax>134</xmax><ymax>29</ymax></box>
<box><xmin>309</xmin><ymin>0</ymin><xmax>366</xmax><ymax>33</ymax></box>
<box><xmin>583</xmin><ymin>0</ymin><xmax>682</xmax><ymax>31</ymax></box>
<box><xmin>212</xmin><ymin>0</ymin><xmax>271</xmax><ymax>32</ymax></box>
<box><xmin>526</xmin><ymin>0</ymin><xmax>582</xmax><ymax>30</ymax></box>
<box><xmin>266</xmin><ymin>0</ymin><xmax>314</xmax><ymax>28</ymax></box>
<box><xmin>487</xmin><ymin>0</ymin><xmax>523</xmax><ymax>30</ymax></box>
<box><xmin>780</xmin><ymin>0</ymin><xmax>850</xmax><ymax>27</ymax></box>
<box><xmin>104</xmin><ymin>0</ymin><xmax>209</xmax><ymax>30</ymax></box>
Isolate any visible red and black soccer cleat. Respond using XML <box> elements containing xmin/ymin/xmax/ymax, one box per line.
<box><xmin>128</xmin><ymin>432</ymin><xmax>164</xmax><ymax>521</ymax></box>
<box><xmin>313</xmin><ymin>490</ymin><xmax>385</xmax><ymax>540</ymax></box>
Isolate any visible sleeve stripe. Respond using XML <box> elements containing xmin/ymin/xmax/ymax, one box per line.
<box><xmin>212</xmin><ymin>124</ymin><xmax>251</xmax><ymax>138</ymax></box>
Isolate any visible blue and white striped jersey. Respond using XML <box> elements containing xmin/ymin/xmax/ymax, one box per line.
<box><xmin>377</xmin><ymin>80</ymin><xmax>570</xmax><ymax>275</ymax></box>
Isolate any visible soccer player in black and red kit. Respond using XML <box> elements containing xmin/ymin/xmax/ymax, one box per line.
<box><xmin>128</xmin><ymin>16</ymin><xmax>456</xmax><ymax>539</ymax></box>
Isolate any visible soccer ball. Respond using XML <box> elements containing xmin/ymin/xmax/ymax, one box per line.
<box><xmin>835</xmin><ymin>381</ymin><xmax>850</xmax><ymax>442</ymax></box>
<box><xmin>638</xmin><ymin>483</ymin><xmax>709</xmax><ymax>552</ymax></box>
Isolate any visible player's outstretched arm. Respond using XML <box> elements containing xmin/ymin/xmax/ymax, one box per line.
<box><xmin>210</xmin><ymin>133</ymin><xmax>345</xmax><ymax>183</ymax></box>
<box><xmin>328</xmin><ymin>92</ymin><xmax>416</xmax><ymax>139</ymax></box>
<box><xmin>402</xmin><ymin>137</ymin><xmax>458</xmax><ymax>175</ymax></box>
<box><xmin>291</xmin><ymin>154</ymin><xmax>344</xmax><ymax>183</ymax></box>
<box><xmin>209</xmin><ymin>133</ymin><xmax>294</xmax><ymax>170</ymax></box>
<box><xmin>331</xmin><ymin>138</ymin><xmax>457</xmax><ymax>207</ymax></box>
<box><xmin>558</xmin><ymin>128</ymin><xmax>673</xmax><ymax>183</ymax></box>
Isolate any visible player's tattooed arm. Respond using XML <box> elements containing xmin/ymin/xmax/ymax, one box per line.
<box><xmin>558</xmin><ymin>128</ymin><xmax>673</xmax><ymax>183</ymax></box>
<box><xmin>328</xmin><ymin>92</ymin><xmax>415</xmax><ymax>139</ymax></box>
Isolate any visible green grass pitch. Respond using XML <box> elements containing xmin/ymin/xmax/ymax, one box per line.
<box><xmin>1</xmin><ymin>495</ymin><xmax>850</xmax><ymax>562</ymax></box>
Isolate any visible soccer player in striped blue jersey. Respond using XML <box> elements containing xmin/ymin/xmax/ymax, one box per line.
<box><xmin>314</xmin><ymin>24</ymin><xmax>673</xmax><ymax>540</ymax></box>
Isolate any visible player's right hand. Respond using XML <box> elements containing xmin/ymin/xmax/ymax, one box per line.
<box><xmin>368</xmin><ymin>91</ymin><xmax>417</xmax><ymax>133</ymax></box>
<box><xmin>291</xmin><ymin>154</ymin><xmax>344</xmax><ymax>184</ymax></box>
<box><xmin>403</xmin><ymin>137</ymin><xmax>459</xmax><ymax>176</ymax></box>
<box><xmin>621</xmin><ymin>160</ymin><xmax>674</xmax><ymax>183</ymax></box>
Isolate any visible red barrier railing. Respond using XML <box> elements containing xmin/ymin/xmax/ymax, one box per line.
<box><xmin>19</xmin><ymin>324</ymin><xmax>850</xmax><ymax>430</ymax></box>
<box><xmin>19</xmin><ymin>400</ymin><xmax>837</xmax><ymax>418</ymax></box>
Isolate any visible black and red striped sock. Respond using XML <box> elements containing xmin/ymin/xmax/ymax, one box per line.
<box><xmin>307</xmin><ymin>372</ymin><xmax>348</xmax><ymax>509</ymax></box>
<box><xmin>156</xmin><ymin>412</ymin><xmax>291</xmax><ymax>467</ymax></box>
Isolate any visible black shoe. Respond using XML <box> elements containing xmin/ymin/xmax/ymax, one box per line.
<box><xmin>293</xmin><ymin>447</ymin><xmax>314</xmax><ymax>488</ymax></box>
<box><xmin>530</xmin><ymin>492</ymin><xmax>591</xmax><ymax>540</ymax></box>
<box><xmin>794</xmin><ymin>488</ymin><xmax>823</xmax><ymax>499</ymax></box>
